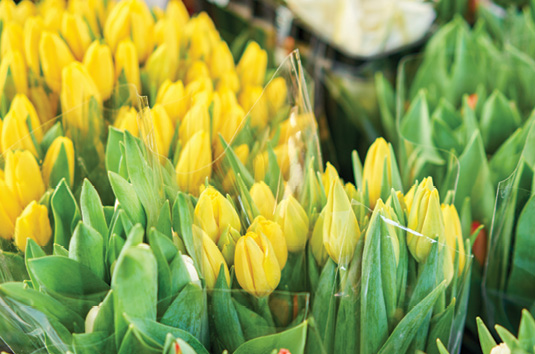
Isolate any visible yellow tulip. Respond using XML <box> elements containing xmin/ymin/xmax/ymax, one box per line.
<box><xmin>83</xmin><ymin>41</ymin><xmax>114</xmax><ymax>101</ymax></box>
<box><xmin>179</xmin><ymin>103</ymin><xmax>210</xmax><ymax>145</ymax></box>
<box><xmin>212</xmin><ymin>102</ymin><xmax>245</xmax><ymax>157</ymax></box>
<box><xmin>185</xmin><ymin>60</ymin><xmax>210</xmax><ymax>85</ymax></box>
<box><xmin>104</xmin><ymin>0</ymin><xmax>154</xmax><ymax>63</ymax></box>
<box><xmin>442</xmin><ymin>204</ymin><xmax>466</xmax><ymax>274</ymax></box>
<box><xmin>235</xmin><ymin>231</ymin><xmax>281</xmax><ymax>297</ymax></box>
<box><xmin>42</xmin><ymin>136</ymin><xmax>75</xmax><ymax>188</ymax></box>
<box><xmin>208</xmin><ymin>40</ymin><xmax>235</xmax><ymax>79</ymax></box>
<box><xmin>216</xmin><ymin>70</ymin><xmax>240</xmax><ymax>93</ymax></box>
<box><xmin>60</xmin><ymin>62</ymin><xmax>102</xmax><ymax>132</ymax></box>
<box><xmin>236</xmin><ymin>41</ymin><xmax>267</xmax><ymax>88</ymax></box>
<box><xmin>0</xmin><ymin>50</ymin><xmax>28</xmax><ymax>99</ymax></box>
<box><xmin>68</xmin><ymin>0</ymin><xmax>106</xmax><ymax>36</ymax></box>
<box><xmin>14</xmin><ymin>201</ymin><xmax>52</xmax><ymax>251</ymax></box>
<box><xmin>194</xmin><ymin>225</ymin><xmax>230</xmax><ymax>289</ymax></box>
<box><xmin>145</xmin><ymin>104</ymin><xmax>174</xmax><ymax>157</ymax></box>
<box><xmin>166</xmin><ymin>0</ymin><xmax>189</xmax><ymax>27</ymax></box>
<box><xmin>115</xmin><ymin>39</ymin><xmax>141</xmax><ymax>94</ymax></box>
<box><xmin>144</xmin><ymin>43</ymin><xmax>178</xmax><ymax>89</ymax></box>
<box><xmin>0</xmin><ymin>178</ymin><xmax>22</xmax><ymax>240</ymax></box>
<box><xmin>1</xmin><ymin>94</ymin><xmax>42</xmax><ymax>156</ymax></box>
<box><xmin>41</xmin><ymin>4</ymin><xmax>64</xmax><ymax>33</ymax></box>
<box><xmin>277</xmin><ymin>113</ymin><xmax>317</xmax><ymax>142</ymax></box>
<box><xmin>113</xmin><ymin>106</ymin><xmax>139</xmax><ymax>136</ymax></box>
<box><xmin>39</xmin><ymin>31</ymin><xmax>75</xmax><ymax>92</ymax></box>
<box><xmin>407</xmin><ymin>178</ymin><xmax>445</xmax><ymax>263</ymax></box>
<box><xmin>13</xmin><ymin>0</ymin><xmax>35</xmax><ymax>24</ymax></box>
<box><xmin>323</xmin><ymin>179</ymin><xmax>361</xmax><ymax>265</ymax></box>
<box><xmin>310</xmin><ymin>211</ymin><xmax>329</xmax><ymax>267</ymax></box>
<box><xmin>176</xmin><ymin>130</ymin><xmax>212</xmax><ymax>196</ymax></box>
<box><xmin>187</xmin><ymin>24</ymin><xmax>211</xmax><ymax>61</ymax></box>
<box><xmin>0</xmin><ymin>0</ymin><xmax>15</xmax><ymax>23</ymax></box>
<box><xmin>238</xmin><ymin>85</ymin><xmax>268</xmax><ymax>128</ymax></box>
<box><xmin>194</xmin><ymin>186</ymin><xmax>241</xmax><ymax>243</ymax></box>
<box><xmin>221</xmin><ymin>144</ymin><xmax>249</xmax><ymax>192</ymax></box>
<box><xmin>153</xmin><ymin>17</ymin><xmax>180</xmax><ymax>57</ymax></box>
<box><xmin>4</xmin><ymin>150</ymin><xmax>45</xmax><ymax>208</ymax></box>
<box><xmin>275</xmin><ymin>196</ymin><xmax>309</xmax><ymax>252</ymax></box>
<box><xmin>28</xmin><ymin>87</ymin><xmax>58</xmax><ymax>127</ymax></box>
<box><xmin>217</xmin><ymin>86</ymin><xmax>239</xmax><ymax>113</ymax></box>
<box><xmin>248</xmin><ymin>215</ymin><xmax>287</xmax><ymax>269</ymax></box>
<box><xmin>250</xmin><ymin>181</ymin><xmax>276</xmax><ymax>220</ymax></box>
<box><xmin>253</xmin><ymin>145</ymin><xmax>291</xmax><ymax>182</ymax></box>
<box><xmin>185</xmin><ymin>77</ymin><xmax>213</xmax><ymax>100</ymax></box>
<box><xmin>1</xmin><ymin>21</ymin><xmax>24</xmax><ymax>59</ymax></box>
<box><xmin>322</xmin><ymin>162</ymin><xmax>340</xmax><ymax>197</ymax></box>
<box><xmin>362</xmin><ymin>137</ymin><xmax>393</xmax><ymax>208</ymax></box>
<box><xmin>217</xmin><ymin>226</ymin><xmax>241</xmax><ymax>266</ymax></box>
<box><xmin>155</xmin><ymin>79</ymin><xmax>187</xmax><ymax>125</ymax></box>
<box><xmin>23</xmin><ymin>17</ymin><xmax>44</xmax><ymax>75</ymax></box>
<box><xmin>404</xmin><ymin>183</ymin><xmax>417</xmax><ymax>214</ymax></box>
<box><xmin>61</xmin><ymin>12</ymin><xmax>92</xmax><ymax>61</ymax></box>
<box><xmin>265</xmin><ymin>77</ymin><xmax>287</xmax><ymax>114</ymax></box>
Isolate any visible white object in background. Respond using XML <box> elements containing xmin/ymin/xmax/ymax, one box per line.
<box><xmin>145</xmin><ymin>0</ymin><xmax>168</xmax><ymax>9</ymax></box>
<box><xmin>286</xmin><ymin>0</ymin><xmax>436</xmax><ymax>57</ymax></box>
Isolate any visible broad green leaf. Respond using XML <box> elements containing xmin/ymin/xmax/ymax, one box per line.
<box><xmin>161</xmin><ymin>283</ymin><xmax>204</xmax><ymax>341</ymax></box>
<box><xmin>233</xmin><ymin>320</ymin><xmax>308</xmax><ymax>354</ymax></box>
<box><xmin>425</xmin><ymin>299</ymin><xmax>455</xmax><ymax>354</ymax></box>
<box><xmin>80</xmin><ymin>179</ymin><xmax>109</xmax><ymax>240</ymax></box>
<box><xmin>69</xmin><ymin>222</ymin><xmax>105</xmax><ymax>281</ymax></box>
<box><xmin>518</xmin><ymin>309</ymin><xmax>535</xmax><ymax>352</ymax></box>
<box><xmin>106</xmin><ymin>127</ymin><xmax>126</xmax><ymax>175</ymax></box>
<box><xmin>51</xmin><ymin>179</ymin><xmax>81</xmax><ymax>248</ymax></box>
<box><xmin>73</xmin><ymin>331</ymin><xmax>115</xmax><ymax>354</ymax></box>
<box><xmin>148</xmin><ymin>228</ymin><xmax>172</xmax><ymax>301</ymax></box>
<box><xmin>118</xmin><ymin>326</ymin><xmax>160</xmax><ymax>354</ymax></box>
<box><xmin>108</xmin><ymin>171</ymin><xmax>146</xmax><ymax>227</ymax></box>
<box><xmin>156</xmin><ymin>200</ymin><xmax>173</xmax><ymax>239</ymax></box>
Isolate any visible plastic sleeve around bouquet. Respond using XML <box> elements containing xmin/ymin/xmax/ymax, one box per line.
<box><xmin>482</xmin><ymin>120</ymin><xmax>535</xmax><ymax>334</ymax></box>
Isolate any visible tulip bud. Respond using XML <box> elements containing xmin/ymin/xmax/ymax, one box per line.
<box><xmin>115</xmin><ymin>39</ymin><xmax>141</xmax><ymax>94</ymax></box>
<box><xmin>23</xmin><ymin>17</ymin><xmax>44</xmax><ymax>75</ymax></box>
<box><xmin>221</xmin><ymin>144</ymin><xmax>249</xmax><ymax>192</ymax></box>
<box><xmin>216</xmin><ymin>70</ymin><xmax>240</xmax><ymax>93</ymax></box>
<box><xmin>323</xmin><ymin>179</ymin><xmax>361</xmax><ymax>265</ymax></box>
<box><xmin>1</xmin><ymin>94</ymin><xmax>42</xmax><ymax>156</ymax></box>
<box><xmin>104</xmin><ymin>0</ymin><xmax>154</xmax><ymax>63</ymax></box>
<box><xmin>362</xmin><ymin>137</ymin><xmax>394</xmax><ymax>208</ymax></box>
<box><xmin>235</xmin><ymin>231</ymin><xmax>281</xmax><ymax>297</ymax></box>
<box><xmin>114</xmin><ymin>106</ymin><xmax>139</xmax><ymax>136</ymax></box>
<box><xmin>442</xmin><ymin>204</ymin><xmax>466</xmax><ymax>273</ymax></box>
<box><xmin>1</xmin><ymin>21</ymin><xmax>24</xmax><ymax>59</ymax></box>
<box><xmin>30</xmin><ymin>86</ymin><xmax>59</xmax><ymax>127</ymax></box>
<box><xmin>321</xmin><ymin>163</ymin><xmax>340</xmax><ymax>197</ymax></box>
<box><xmin>144</xmin><ymin>43</ymin><xmax>178</xmax><ymax>89</ymax></box>
<box><xmin>310</xmin><ymin>211</ymin><xmax>329</xmax><ymax>267</ymax></box>
<box><xmin>187</xmin><ymin>24</ymin><xmax>211</xmax><ymax>61</ymax></box>
<box><xmin>156</xmin><ymin>79</ymin><xmax>187</xmax><ymax>124</ymax></box>
<box><xmin>14</xmin><ymin>201</ymin><xmax>52</xmax><ymax>251</ymax></box>
<box><xmin>176</xmin><ymin>130</ymin><xmax>212</xmax><ymax>196</ymax></box>
<box><xmin>68</xmin><ymin>0</ymin><xmax>106</xmax><ymax>36</ymax></box>
<box><xmin>61</xmin><ymin>12</ymin><xmax>92</xmax><ymax>61</ymax></box>
<box><xmin>208</xmin><ymin>41</ymin><xmax>235</xmax><ymax>79</ymax></box>
<box><xmin>236</xmin><ymin>41</ymin><xmax>267</xmax><ymax>88</ymax></box>
<box><xmin>14</xmin><ymin>1</ymin><xmax>35</xmax><ymax>25</ymax></box>
<box><xmin>265</xmin><ymin>77</ymin><xmax>287</xmax><ymax>115</ymax></box>
<box><xmin>217</xmin><ymin>226</ymin><xmax>240</xmax><ymax>266</ymax></box>
<box><xmin>0</xmin><ymin>50</ymin><xmax>28</xmax><ymax>99</ymax></box>
<box><xmin>146</xmin><ymin>104</ymin><xmax>174</xmax><ymax>157</ymax></box>
<box><xmin>0</xmin><ymin>178</ymin><xmax>22</xmax><ymax>240</ymax></box>
<box><xmin>179</xmin><ymin>103</ymin><xmax>210</xmax><ymax>145</ymax></box>
<box><xmin>84</xmin><ymin>41</ymin><xmax>114</xmax><ymax>101</ymax></box>
<box><xmin>4</xmin><ymin>150</ymin><xmax>45</xmax><ymax>208</ymax></box>
<box><xmin>275</xmin><ymin>196</ymin><xmax>309</xmax><ymax>252</ymax></box>
<box><xmin>41</xmin><ymin>3</ymin><xmax>64</xmax><ymax>33</ymax></box>
<box><xmin>194</xmin><ymin>186</ymin><xmax>241</xmax><ymax>243</ymax></box>
<box><xmin>212</xmin><ymin>102</ymin><xmax>244</xmax><ymax>158</ymax></box>
<box><xmin>194</xmin><ymin>225</ymin><xmax>230</xmax><ymax>289</ymax></box>
<box><xmin>42</xmin><ymin>136</ymin><xmax>75</xmax><ymax>188</ymax></box>
<box><xmin>185</xmin><ymin>77</ymin><xmax>213</xmax><ymax>100</ymax></box>
<box><xmin>250</xmin><ymin>181</ymin><xmax>276</xmax><ymax>220</ymax></box>
<box><xmin>166</xmin><ymin>0</ymin><xmax>189</xmax><ymax>27</ymax></box>
<box><xmin>407</xmin><ymin>179</ymin><xmax>445</xmax><ymax>263</ymax></box>
<box><xmin>248</xmin><ymin>215</ymin><xmax>287</xmax><ymax>269</ymax></box>
<box><xmin>0</xmin><ymin>0</ymin><xmax>15</xmax><ymax>23</ymax></box>
<box><xmin>375</xmin><ymin>199</ymin><xmax>400</xmax><ymax>265</ymax></box>
<box><xmin>185</xmin><ymin>60</ymin><xmax>210</xmax><ymax>85</ymax></box>
<box><xmin>238</xmin><ymin>85</ymin><xmax>268</xmax><ymax>128</ymax></box>
<box><xmin>39</xmin><ymin>31</ymin><xmax>75</xmax><ymax>92</ymax></box>
<box><xmin>61</xmin><ymin>62</ymin><xmax>102</xmax><ymax>132</ymax></box>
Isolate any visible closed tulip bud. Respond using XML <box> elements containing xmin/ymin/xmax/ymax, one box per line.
<box><xmin>41</xmin><ymin>4</ymin><xmax>64</xmax><ymax>33</ymax></box>
<box><xmin>362</xmin><ymin>137</ymin><xmax>393</xmax><ymax>208</ymax></box>
<box><xmin>4</xmin><ymin>150</ymin><xmax>45</xmax><ymax>208</ymax></box>
<box><xmin>0</xmin><ymin>0</ymin><xmax>15</xmax><ymax>23</ymax></box>
<box><xmin>104</xmin><ymin>0</ymin><xmax>154</xmax><ymax>63</ymax></box>
<box><xmin>113</xmin><ymin>106</ymin><xmax>139</xmax><ymax>136</ymax></box>
<box><xmin>14</xmin><ymin>1</ymin><xmax>35</xmax><ymax>24</ymax></box>
<box><xmin>323</xmin><ymin>179</ymin><xmax>361</xmax><ymax>265</ymax></box>
<box><xmin>23</xmin><ymin>17</ymin><xmax>44</xmax><ymax>75</ymax></box>
<box><xmin>185</xmin><ymin>77</ymin><xmax>213</xmax><ymax>100</ymax></box>
<box><xmin>212</xmin><ymin>104</ymin><xmax>244</xmax><ymax>158</ymax></box>
<box><xmin>235</xmin><ymin>231</ymin><xmax>281</xmax><ymax>297</ymax></box>
<box><xmin>407</xmin><ymin>179</ymin><xmax>445</xmax><ymax>263</ymax></box>
<box><xmin>179</xmin><ymin>103</ymin><xmax>210</xmax><ymax>145</ymax></box>
<box><xmin>1</xmin><ymin>21</ymin><xmax>24</xmax><ymax>59</ymax></box>
<box><xmin>404</xmin><ymin>183</ymin><xmax>417</xmax><ymax>214</ymax></box>
<box><xmin>155</xmin><ymin>79</ymin><xmax>186</xmax><ymax>124</ymax></box>
<box><xmin>237</xmin><ymin>41</ymin><xmax>267</xmax><ymax>88</ymax></box>
<box><xmin>0</xmin><ymin>178</ymin><xmax>22</xmax><ymax>240</ymax></box>
<box><xmin>146</xmin><ymin>104</ymin><xmax>174</xmax><ymax>157</ymax></box>
<box><xmin>250</xmin><ymin>181</ymin><xmax>276</xmax><ymax>220</ymax></box>
<box><xmin>39</xmin><ymin>31</ymin><xmax>75</xmax><ymax>92</ymax></box>
<box><xmin>322</xmin><ymin>163</ymin><xmax>340</xmax><ymax>197</ymax></box>
<box><xmin>216</xmin><ymin>87</ymin><xmax>239</xmax><ymax>117</ymax></box>
<box><xmin>14</xmin><ymin>201</ymin><xmax>52</xmax><ymax>251</ymax></box>
<box><xmin>185</xmin><ymin>60</ymin><xmax>210</xmax><ymax>85</ymax></box>
<box><xmin>176</xmin><ymin>130</ymin><xmax>212</xmax><ymax>196</ymax></box>
<box><xmin>1</xmin><ymin>94</ymin><xmax>42</xmax><ymax>156</ymax></box>
<box><xmin>144</xmin><ymin>43</ymin><xmax>178</xmax><ymax>89</ymax></box>
<box><xmin>166</xmin><ymin>0</ymin><xmax>189</xmax><ymax>27</ymax></box>
<box><xmin>187</xmin><ymin>27</ymin><xmax>211</xmax><ymax>61</ymax></box>
<box><xmin>42</xmin><ymin>136</ymin><xmax>75</xmax><ymax>188</ymax></box>
<box><xmin>221</xmin><ymin>144</ymin><xmax>249</xmax><ymax>192</ymax></box>
<box><xmin>310</xmin><ymin>211</ymin><xmax>328</xmax><ymax>267</ymax></box>
<box><xmin>61</xmin><ymin>13</ymin><xmax>92</xmax><ymax>61</ymax></box>
<box><xmin>68</xmin><ymin>0</ymin><xmax>105</xmax><ymax>36</ymax></box>
<box><xmin>265</xmin><ymin>77</ymin><xmax>287</xmax><ymax>114</ymax></box>
<box><xmin>216</xmin><ymin>70</ymin><xmax>240</xmax><ymax>93</ymax></box>
<box><xmin>208</xmin><ymin>41</ymin><xmax>235</xmax><ymax>79</ymax></box>
<box><xmin>60</xmin><ymin>62</ymin><xmax>102</xmax><ymax>131</ymax></box>
<box><xmin>194</xmin><ymin>225</ymin><xmax>230</xmax><ymax>289</ymax></box>
<box><xmin>248</xmin><ymin>215</ymin><xmax>287</xmax><ymax>269</ymax></box>
<box><xmin>153</xmin><ymin>17</ymin><xmax>180</xmax><ymax>57</ymax></box>
<box><xmin>84</xmin><ymin>41</ymin><xmax>114</xmax><ymax>101</ymax></box>
<box><xmin>238</xmin><ymin>85</ymin><xmax>268</xmax><ymax>128</ymax></box>
<box><xmin>217</xmin><ymin>226</ymin><xmax>240</xmax><ymax>266</ymax></box>
<box><xmin>115</xmin><ymin>39</ymin><xmax>141</xmax><ymax>93</ymax></box>
<box><xmin>0</xmin><ymin>50</ymin><xmax>28</xmax><ymax>98</ymax></box>
<box><xmin>442</xmin><ymin>204</ymin><xmax>466</xmax><ymax>274</ymax></box>
<box><xmin>194</xmin><ymin>186</ymin><xmax>241</xmax><ymax>243</ymax></box>
<box><xmin>275</xmin><ymin>196</ymin><xmax>309</xmax><ymax>252</ymax></box>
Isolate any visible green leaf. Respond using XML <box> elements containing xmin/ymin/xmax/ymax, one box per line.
<box><xmin>218</xmin><ymin>134</ymin><xmax>254</xmax><ymax>189</ymax></box>
<box><xmin>436</xmin><ymin>339</ymin><xmax>450</xmax><ymax>354</ymax></box>
<box><xmin>92</xmin><ymin>290</ymin><xmax>115</xmax><ymax>334</ymax></box>
<box><xmin>161</xmin><ymin>283</ymin><xmax>204</xmax><ymax>341</ymax></box>
<box><xmin>232</xmin><ymin>298</ymin><xmax>273</xmax><ymax>341</ymax></box>
<box><xmin>425</xmin><ymin>299</ymin><xmax>456</xmax><ymax>354</ymax></box>
<box><xmin>108</xmin><ymin>171</ymin><xmax>146</xmax><ymax>227</ymax></box>
<box><xmin>48</xmin><ymin>143</ymin><xmax>71</xmax><ymax>189</ymax></box>
<box><xmin>80</xmin><ymin>179</ymin><xmax>109</xmax><ymax>240</ymax></box>
<box><xmin>69</xmin><ymin>222</ymin><xmax>106</xmax><ymax>281</ymax></box>
<box><xmin>172</xmin><ymin>193</ymin><xmax>202</xmax><ymax>272</ymax></box>
<box><xmin>311</xmin><ymin>259</ymin><xmax>337</xmax><ymax>354</ymax></box>
<box><xmin>118</xmin><ymin>326</ymin><xmax>160</xmax><ymax>354</ymax></box>
<box><xmin>148</xmin><ymin>228</ymin><xmax>172</xmax><ymax>301</ymax></box>
<box><xmin>518</xmin><ymin>309</ymin><xmax>535</xmax><ymax>352</ymax></box>
<box><xmin>73</xmin><ymin>331</ymin><xmax>115</xmax><ymax>354</ymax></box>
<box><xmin>495</xmin><ymin>325</ymin><xmax>520</xmax><ymax>352</ymax></box>
<box><xmin>233</xmin><ymin>320</ymin><xmax>308</xmax><ymax>354</ymax></box>
<box><xmin>51</xmin><ymin>179</ymin><xmax>81</xmax><ymax>248</ymax></box>
<box><xmin>476</xmin><ymin>316</ymin><xmax>497</xmax><ymax>354</ymax></box>
<box><xmin>156</xmin><ymin>200</ymin><xmax>173</xmax><ymax>239</ymax></box>
<box><xmin>0</xmin><ymin>251</ymin><xmax>28</xmax><ymax>283</ymax></box>
<box><xmin>53</xmin><ymin>243</ymin><xmax>69</xmax><ymax>257</ymax></box>
<box><xmin>25</xmin><ymin>238</ymin><xmax>46</xmax><ymax>288</ymax></box>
